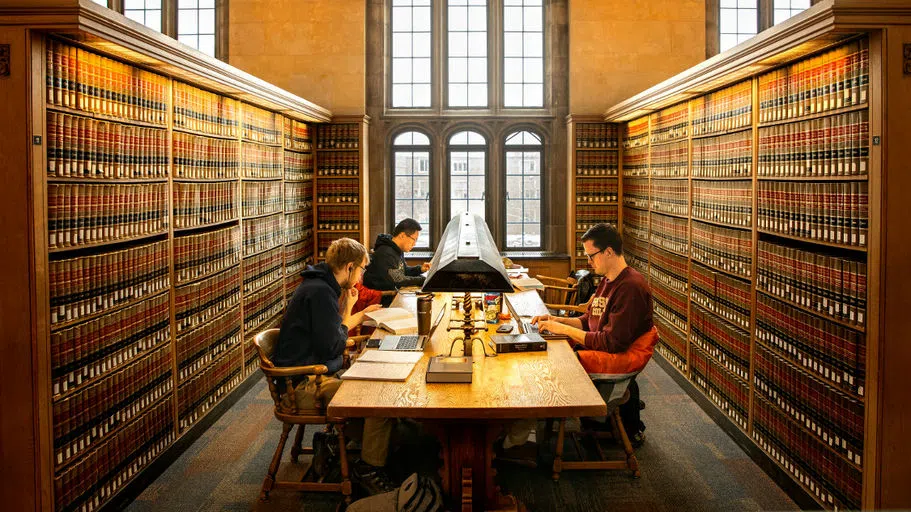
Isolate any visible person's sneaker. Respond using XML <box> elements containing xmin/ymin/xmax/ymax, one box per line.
<box><xmin>631</xmin><ymin>429</ymin><xmax>646</xmax><ymax>448</ymax></box>
<box><xmin>351</xmin><ymin>459</ymin><xmax>397</xmax><ymax>496</ymax></box>
<box><xmin>493</xmin><ymin>438</ymin><xmax>538</xmax><ymax>468</ymax></box>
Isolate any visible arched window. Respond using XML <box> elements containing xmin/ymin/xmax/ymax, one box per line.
<box><xmin>504</xmin><ymin>130</ymin><xmax>542</xmax><ymax>248</ymax></box>
<box><xmin>448</xmin><ymin>130</ymin><xmax>487</xmax><ymax>220</ymax></box>
<box><xmin>392</xmin><ymin>131</ymin><xmax>432</xmax><ymax>248</ymax></box>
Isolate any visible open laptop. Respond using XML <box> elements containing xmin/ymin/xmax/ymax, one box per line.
<box><xmin>379</xmin><ymin>334</ymin><xmax>428</xmax><ymax>351</ymax></box>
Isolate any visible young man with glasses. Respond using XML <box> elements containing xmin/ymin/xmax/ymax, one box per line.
<box><xmin>364</xmin><ymin>218</ymin><xmax>432</xmax><ymax>305</ymax></box>
<box><xmin>532</xmin><ymin>223</ymin><xmax>654</xmax><ymax>444</ymax></box>
<box><xmin>274</xmin><ymin>238</ymin><xmax>396</xmax><ymax>495</ymax></box>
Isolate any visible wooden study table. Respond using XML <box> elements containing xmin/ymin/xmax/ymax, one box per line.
<box><xmin>327</xmin><ymin>290</ymin><xmax>606</xmax><ymax>511</ymax></box>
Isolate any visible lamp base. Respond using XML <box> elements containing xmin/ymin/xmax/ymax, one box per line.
<box><xmin>426</xmin><ymin>355</ymin><xmax>473</xmax><ymax>383</ymax></box>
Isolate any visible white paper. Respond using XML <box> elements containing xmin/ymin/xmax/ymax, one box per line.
<box><xmin>511</xmin><ymin>277</ymin><xmax>544</xmax><ymax>290</ymax></box>
<box><xmin>357</xmin><ymin>350</ymin><xmax>424</xmax><ymax>364</ymax></box>
<box><xmin>340</xmin><ymin>361</ymin><xmax>416</xmax><ymax>381</ymax></box>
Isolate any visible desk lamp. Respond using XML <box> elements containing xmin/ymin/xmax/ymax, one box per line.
<box><xmin>422</xmin><ymin>212</ymin><xmax>514</xmax><ymax>359</ymax></box>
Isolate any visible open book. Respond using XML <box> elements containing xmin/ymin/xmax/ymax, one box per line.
<box><xmin>364</xmin><ymin>307</ymin><xmax>418</xmax><ymax>334</ymax></box>
<box><xmin>510</xmin><ymin>277</ymin><xmax>545</xmax><ymax>291</ymax></box>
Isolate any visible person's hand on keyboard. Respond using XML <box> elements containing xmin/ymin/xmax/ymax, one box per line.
<box><xmin>530</xmin><ymin>314</ymin><xmax>554</xmax><ymax>325</ymax></box>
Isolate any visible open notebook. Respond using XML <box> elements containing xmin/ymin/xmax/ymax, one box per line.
<box><xmin>363</xmin><ymin>307</ymin><xmax>418</xmax><ymax>334</ymax></box>
<box><xmin>340</xmin><ymin>350</ymin><xmax>422</xmax><ymax>381</ymax></box>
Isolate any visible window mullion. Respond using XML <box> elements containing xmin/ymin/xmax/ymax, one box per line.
<box><xmin>490</xmin><ymin>0</ymin><xmax>501</xmax><ymax>114</ymax></box>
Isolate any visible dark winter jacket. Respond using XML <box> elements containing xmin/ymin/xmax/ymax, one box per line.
<box><xmin>363</xmin><ymin>234</ymin><xmax>424</xmax><ymax>292</ymax></box>
<box><xmin>273</xmin><ymin>263</ymin><xmax>348</xmax><ymax>373</ymax></box>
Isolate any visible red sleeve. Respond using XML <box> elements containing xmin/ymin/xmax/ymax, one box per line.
<box><xmin>352</xmin><ymin>282</ymin><xmax>382</xmax><ymax>313</ymax></box>
<box><xmin>583</xmin><ymin>283</ymin><xmax>649</xmax><ymax>354</ymax></box>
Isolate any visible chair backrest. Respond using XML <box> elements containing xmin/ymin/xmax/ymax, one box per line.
<box><xmin>254</xmin><ymin>328</ymin><xmax>281</xmax><ymax>369</ymax></box>
<box><xmin>535</xmin><ymin>274</ymin><xmax>578</xmax><ymax>306</ymax></box>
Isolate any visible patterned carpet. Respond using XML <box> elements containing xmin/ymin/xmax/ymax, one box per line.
<box><xmin>128</xmin><ymin>362</ymin><xmax>798</xmax><ymax>511</ymax></box>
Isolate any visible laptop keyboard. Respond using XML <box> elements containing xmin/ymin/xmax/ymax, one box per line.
<box><xmin>522</xmin><ymin>322</ymin><xmax>539</xmax><ymax>334</ymax></box>
<box><xmin>395</xmin><ymin>335</ymin><xmax>421</xmax><ymax>350</ymax></box>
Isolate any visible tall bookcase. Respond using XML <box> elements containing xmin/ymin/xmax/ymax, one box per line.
<box><xmin>314</xmin><ymin>115</ymin><xmax>370</xmax><ymax>260</ymax></box>
<box><xmin>0</xmin><ymin>2</ymin><xmax>331</xmax><ymax>510</ymax></box>
<box><xmin>604</xmin><ymin>1</ymin><xmax>911</xmax><ymax>509</ymax></box>
<box><xmin>566</xmin><ymin>115</ymin><xmax>620</xmax><ymax>271</ymax></box>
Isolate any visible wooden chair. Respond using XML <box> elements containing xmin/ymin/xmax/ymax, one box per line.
<box><xmin>253</xmin><ymin>328</ymin><xmax>354</xmax><ymax>503</ymax></box>
<box><xmin>551</xmin><ymin>372</ymin><xmax>641</xmax><ymax>480</ymax></box>
<box><xmin>535</xmin><ymin>274</ymin><xmax>578</xmax><ymax>307</ymax></box>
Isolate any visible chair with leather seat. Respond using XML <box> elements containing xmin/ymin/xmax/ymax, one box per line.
<box><xmin>254</xmin><ymin>328</ymin><xmax>354</xmax><ymax>503</ymax></box>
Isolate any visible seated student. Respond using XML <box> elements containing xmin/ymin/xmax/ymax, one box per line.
<box><xmin>273</xmin><ymin>237</ymin><xmax>397</xmax><ymax>495</ymax></box>
<box><xmin>496</xmin><ymin>224</ymin><xmax>653</xmax><ymax>455</ymax></box>
<box><xmin>363</xmin><ymin>218</ymin><xmax>431</xmax><ymax>305</ymax></box>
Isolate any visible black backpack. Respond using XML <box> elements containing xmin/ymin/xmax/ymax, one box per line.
<box><xmin>573</xmin><ymin>269</ymin><xmax>597</xmax><ymax>306</ymax></box>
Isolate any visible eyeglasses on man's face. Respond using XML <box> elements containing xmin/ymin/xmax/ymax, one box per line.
<box><xmin>585</xmin><ymin>248</ymin><xmax>606</xmax><ymax>261</ymax></box>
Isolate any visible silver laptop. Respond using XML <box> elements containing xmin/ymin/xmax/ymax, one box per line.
<box><xmin>379</xmin><ymin>334</ymin><xmax>428</xmax><ymax>351</ymax></box>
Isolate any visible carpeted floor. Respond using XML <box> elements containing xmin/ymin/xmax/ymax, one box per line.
<box><xmin>128</xmin><ymin>362</ymin><xmax>798</xmax><ymax>511</ymax></box>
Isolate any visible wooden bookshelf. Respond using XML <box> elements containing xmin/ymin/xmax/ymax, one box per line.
<box><xmin>314</xmin><ymin>115</ymin><xmax>370</xmax><ymax>260</ymax></box>
<box><xmin>0</xmin><ymin>1</ymin><xmax>332</xmax><ymax>510</ymax></box>
<box><xmin>607</xmin><ymin>1</ymin><xmax>911</xmax><ymax>509</ymax></box>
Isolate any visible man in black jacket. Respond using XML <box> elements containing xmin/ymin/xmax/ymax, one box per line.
<box><xmin>274</xmin><ymin>237</ymin><xmax>396</xmax><ymax>495</ymax></box>
<box><xmin>363</xmin><ymin>218</ymin><xmax>431</xmax><ymax>305</ymax></box>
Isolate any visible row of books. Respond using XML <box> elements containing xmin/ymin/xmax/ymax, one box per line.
<box><xmin>243</xmin><ymin>247</ymin><xmax>283</xmax><ymax>295</ymax></box>
<box><xmin>650</xmin><ymin>180</ymin><xmax>689</xmax><ymax>217</ymax></box>
<box><xmin>47</xmin><ymin>112</ymin><xmax>169</xmax><ymax>180</ymax></box>
<box><xmin>624</xmin><ymin>238</ymin><xmax>650</xmax><ymax>277</ymax></box>
<box><xmin>315</xmin><ymin>210</ymin><xmax>359</xmax><ymax>232</ymax></box>
<box><xmin>50</xmin><ymin>293</ymin><xmax>170</xmax><ymax>399</ymax></box>
<box><xmin>178</xmin><ymin>346</ymin><xmax>243</xmax><ymax>431</ymax></box>
<box><xmin>46</xmin><ymin>41</ymin><xmax>168</xmax><ymax>125</ymax></box>
<box><xmin>284</xmin><ymin>241</ymin><xmax>313</xmax><ymax>276</ymax></box>
<box><xmin>173</xmin><ymin>181</ymin><xmax>237</xmax><ymax>229</ymax></box>
<box><xmin>241</xmin><ymin>104</ymin><xmax>280</xmax><ymax>145</ymax></box>
<box><xmin>690</xmin><ymin>344</ymin><xmax>750</xmax><ymax>432</ymax></box>
<box><xmin>173</xmin><ymin>131</ymin><xmax>238</xmax><ymax>180</ymax></box>
<box><xmin>621</xmin><ymin>146</ymin><xmax>649</xmax><ymax>176</ymax></box>
<box><xmin>652</xmin><ymin>277</ymin><xmax>688</xmax><ymax>334</ymax></box>
<box><xmin>756</xmin><ymin>293</ymin><xmax>865</xmax><ymax>398</ymax></box>
<box><xmin>754</xmin><ymin>343</ymin><xmax>864</xmax><ymax>467</ymax></box>
<box><xmin>317</xmin><ymin>233</ymin><xmax>339</xmax><ymax>258</ymax></box>
<box><xmin>284</xmin><ymin>181</ymin><xmax>313</xmax><ymax>212</ymax></box>
<box><xmin>654</xmin><ymin>313</ymin><xmax>687</xmax><ymax>366</ymax></box>
<box><xmin>649</xmin><ymin>141</ymin><xmax>688</xmax><ymax>177</ymax></box>
<box><xmin>54</xmin><ymin>397</ymin><xmax>174</xmax><ymax>512</ymax></box>
<box><xmin>283</xmin><ymin>118</ymin><xmax>313</xmax><ymax>152</ymax></box>
<box><xmin>49</xmin><ymin>239</ymin><xmax>169</xmax><ymax>327</ymax></box>
<box><xmin>691</xmin><ymin>221</ymin><xmax>753</xmax><ymax>279</ymax></box>
<box><xmin>757</xmin><ymin>240</ymin><xmax>866</xmax><ymax>328</ymax></box>
<box><xmin>284</xmin><ymin>151</ymin><xmax>314</xmax><ymax>181</ymax></box>
<box><xmin>241</xmin><ymin>142</ymin><xmax>283</xmax><ymax>179</ymax></box>
<box><xmin>174</xmin><ymin>267</ymin><xmax>241</xmax><ymax>334</ymax></box>
<box><xmin>243</xmin><ymin>213</ymin><xmax>284</xmax><ymax>256</ymax></box>
<box><xmin>650</xmin><ymin>103</ymin><xmax>688</xmax><ymax>143</ymax></box>
<box><xmin>574</xmin><ymin>205</ymin><xmax>618</xmax><ymax>231</ymax></box>
<box><xmin>575</xmin><ymin>151</ymin><xmax>619</xmax><ymax>176</ymax></box>
<box><xmin>285</xmin><ymin>274</ymin><xmax>304</xmax><ymax>301</ymax></box>
<box><xmin>623</xmin><ymin>117</ymin><xmax>650</xmax><ymax>148</ymax></box>
<box><xmin>649</xmin><ymin>245</ymin><xmax>688</xmax><ymax>291</ymax></box>
<box><xmin>758</xmin><ymin>39</ymin><xmax>869</xmax><ymax>123</ymax></box>
<box><xmin>244</xmin><ymin>280</ymin><xmax>285</xmax><ymax>332</ymax></box>
<box><xmin>650</xmin><ymin>257</ymin><xmax>687</xmax><ymax>296</ymax></box>
<box><xmin>173</xmin><ymin>81</ymin><xmax>238</xmax><ymax>137</ymax></box>
<box><xmin>285</xmin><ymin>212</ymin><xmax>313</xmax><ymax>244</ymax></box>
<box><xmin>317</xmin><ymin>152</ymin><xmax>361</xmax><ymax>176</ymax></box>
<box><xmin>757</xmin><ymin>181</ymin><xmax>868</xmax><ymax>248</ymax></box>
<box><xmin>317</xmin><ymin>181</ymin><xmax>361</xmax><ymax>204</ymax></box>
<box><xmin>53</xmin><ymin>342</ymin><xmax>171</xmax><ymax>471</ymax></box>
<box><xmin>174</xmin><ymin>226</ymin><xmax>240</xmax><ymax>285</ymax></box>
<box><xmin>622</xmin><ymin>206</ymin><xmax>649</xmax><ymax>242</ymax></box>
<box><xmin>690</xmin><ymin>262</ymin><xmax>751</xmax><ymax>331</ymax></box>
<box><xmin>691</xmin><ymin>80</ymin><xmax>752</xmax><ymax>136</ymax></box>
<box><xmin>692</xmin><ymin>181</ymin><xmax>752</xmax><ymax>228</ymax></box>
<box><xmin>752</xmin><ymin>394</ymin><xmax>861</xmax><ymax>510</ymax></box>
<box><xmin>757</xmin><ymin>110</ymin><xmax>869</xmax><ymax>178</ymax></box>
<box><xmin>690</xmin><ymin>304</ymin><xmax>750</xmax><ymax>382</ymax></box>
<box><xmin>692</xmin><ymin>130</ymin><xmax>752</xmax><ymax>178</ymax></box>
<box><xmin>649</xmin><ymin>213</ymin><xmax>688</xmax><ymax>256</ymax></box>
<box><xmin>621</xmin><ymin>178</ymin><xmax>649</xmax><ymax>209</ymax></box>
<box><xmin>48</xmin><ymin>183</ymin><xmax>169</xmax><ymax>249</ymax></box>
<box><xmin>242</xmin><ymin>180</ymin><xmax>283</xmax><ymax>218</ymax></box>
<box><xmin>317</xmin><ymin>123</ymin><xmax>360</xmax><ymax>149</ymax></box>
<box><xmin>244</xmin><ymin>341</ymin><xmax>262</xmax><ymax>378</ymax></box>
<box><xmin>575</xmin><ymin>181</ymin><xmax>618</xmax><ymax>204</ymax></box>
<box><xmin>575</xmin><ymin>123</ymin><xmax>619</xmax><ymax>149</ymax></box>
<box><xmin>176</xmin><ymin>306</ymin><xmax>242</xmax><ymax>384</ymax></box>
